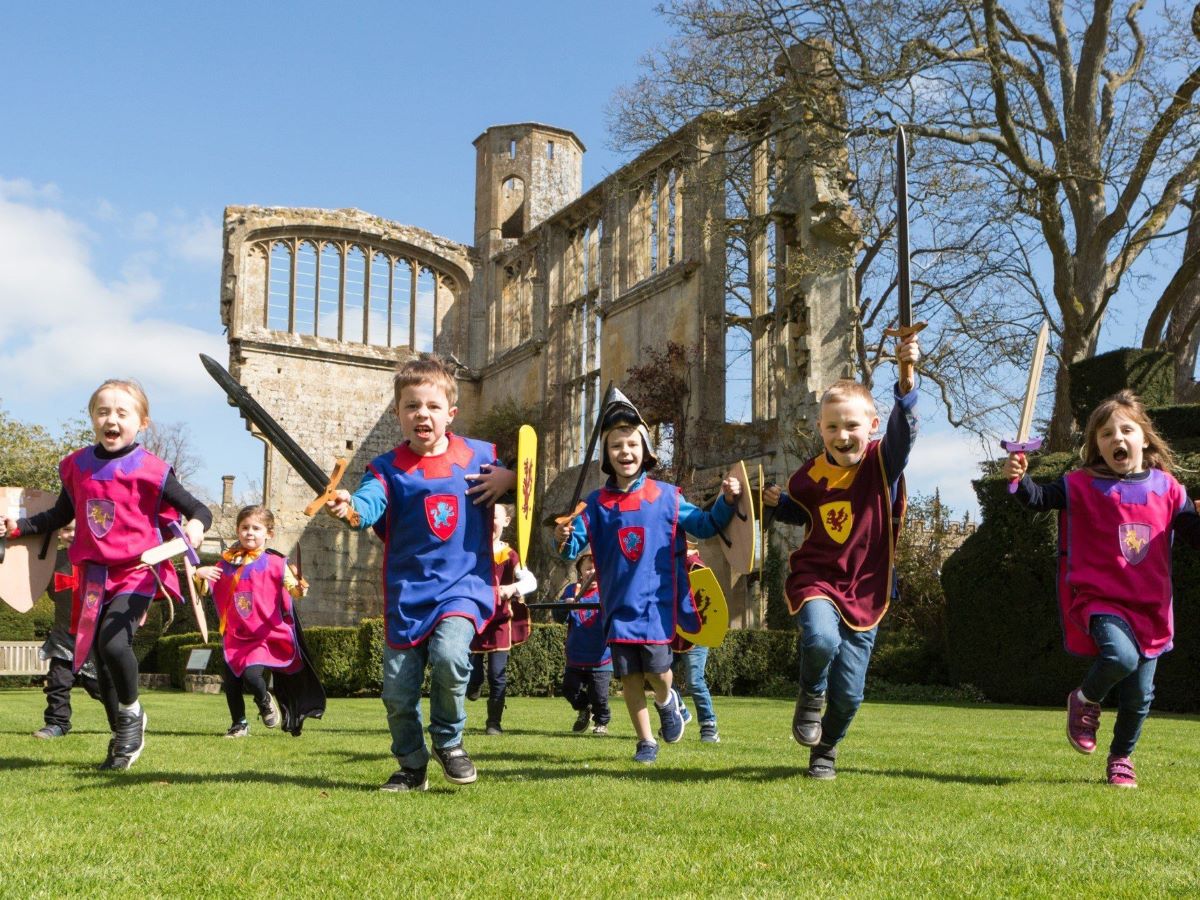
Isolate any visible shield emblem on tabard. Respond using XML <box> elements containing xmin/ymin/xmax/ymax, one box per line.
<box><xmin>424</xmin><ymin>494</ymin><xmax>459</xmax><ymax>541</ymax></box>
<box><xmin>819</xmin><ymin>501</ymin><xmax>854</xmax><ymax>545</ymax></box>
<box><xmin>85</xmin><ymin>498</ymin><xmax>116</xmax><ymax>539</ymax></box>
<box><xmin>234</xmin><ymin>591</ymin><xmax>254</xmax><ymax>619</ymax></box>
<box><xmin>1119</xmin><ymin>523</ymin><xmax>1151</xmax><ymax>565</ymax></box>
<box><xmin>618</xmin><ymin>526</ymin><xmax>645</xmax><ymax>562</ymax></box>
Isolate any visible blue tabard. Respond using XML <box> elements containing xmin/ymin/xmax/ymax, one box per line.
<box><xmin>367</xmin><ymin>433</ymin><xmax>498</xmax><ymax>649</ymax></box>
<box><xmin>563</xmin><ymin>583</ymin><xmax>613</xmax><ymax>669</ymax></box>
<box><xmin>582</xmin><ymin>477</ymin><xmax>701</xmax><ymax>644</ymax></box>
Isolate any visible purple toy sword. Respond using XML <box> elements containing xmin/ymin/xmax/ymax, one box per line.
<box><xmin>1000</xmin><ymin>320</ymin><xmax>1052</xmax><ymax>493</ymax></box>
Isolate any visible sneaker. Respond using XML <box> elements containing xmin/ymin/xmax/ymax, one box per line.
<box><xmin>259</xmin><ymin>695</ymin><xmax>280</xmax><ymax>729</ymax></box>
<box><xmin>485</xmin><ymin>722</ymin><xmax>503</xmax><ymax>736</ymax></box>
<box><xmin>793</xmin><ymin>690</ymin><xmax>825</xmax><ymax>747</ymax></box>
<box><xmin>33</xmin><ymin>724</ymin><xmax>68</xmax><ymax>739</ymax></box>
<box><xmin>699</xmin><ymin>720</ymin><xmax>720</xmax><ymax>743</ymax></box>
<box><xmin>1067</xmin><ymin>689</ymin><xmax>1101</xmax><ymax>754</ymax></box>
<box><xmin>806</xmin><ymin>743</ymin><xmax>838</xmax><ymax>780</ymax></box>
<box><xmin>656</xmin><ymin>690</ymin><xmax>687</xmax><ymax>744</ymax></box>
<box><xmin>97</xmin><ymin>737</ymin><xmax>117</xmax><ymax>771</ymax></box>
<box><xmin>108</xmin><ymin>709</ymin><xmax>147</xmax><ymax>771</ymax></box>
<box><xmin>592</xmin><ymin>723</ymin><xmax>608</xmax><ymax>736</ymax></box>
<box><xmin>224</xmin><ymin>721</ymin><xmax>249</xmax><ymax>738</ymax></box>
<box><xmin>380</xmin><ymin>766</ymin><xmax>429</xmax><ymax>793</ymax></box>
<box><xmin>1106</xmin><ymin>755</ymin><xmax>1137</xmax><ymax>788</ymax></box>
<box><xmin>432</xmin><ymin>743</ymin><xmax>478</xmax><ymax>784</ymax></box>
<box><xmin>573</xmin><ymin>706</ymin><xmax>592</xmax><ymax>733</ymax></box>
<box><xmin>676</xmin><ymin>689</ymin><xmax>693</xmax><ymax>726</ymax></box>
<box><xmin>633</xmin><ymin>739</ymin><xmax>659</xmax><ymax>764</ymax></box>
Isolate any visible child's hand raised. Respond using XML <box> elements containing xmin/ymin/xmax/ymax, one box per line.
<box><xmin>195</xmin><ymin>566</ymin><xmax>222</xmax><ymax>585</ymax></box>
<box><xmin>721</xmin><ymin>475</ymin><xmax>742</xmax><ymax>504</ymax></box>
<box><xmin>897</xmin><ymin>333</ymin><xmax>921</xmax><ymax>395</ymax></box>
<box><xmin>763</xmin><ymin>484</ymin><xmax>782</xmax><ymax>507</ymax></box>
<box><xmin>555</xmin><ymin>519</ymin><xmax>573</xmax><ymax>545</ymax></box>
<box><xmin>465</xmin><ymin>464</ymin><xmax>516</xmax><ymax>506</ymax></box>
<box><xmin>1002</xmin><ymin>452</ymin><xmax>1028</xmax><ymax>482</ymax></box>
<box><xmin>325</xmin><ymin>489</ymin><xmax>354</xmax><ymax>520</ymax></box>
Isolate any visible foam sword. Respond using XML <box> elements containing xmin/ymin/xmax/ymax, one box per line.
<box><xmin>1000</xmin><ymin>320</ymin><xmax>1051</xmax><ymax>493</ymax></box>
<box><xmin>140</xmin><ymin>520</ymin><xmax>208</xmax><ymax>643</ymax></box>
<box><xmin>883</xmin><ymin>126</ymin><xmax>927</xmax><ymax>386</ymax></box>
<box><xmin>200</xmin><ymin>354</ymin><xmax>360</xmax><ymax>526</ymax></box>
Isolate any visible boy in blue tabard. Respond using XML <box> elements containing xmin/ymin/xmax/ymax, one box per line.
<box><xmin>764</xmin><ymin>333</ymin><xmax>920</xmax><ymax>780</ymax></box>
<box><xmin>556</xmin><ymin>389</ymin><xmax>741</xmax><ymax>764</ymax></box>
<box><xmin>328</xmin><ymin>355</ymin><xmax>514</xmax><ymax>792</ymax></box>
<box><xmin>555</xmin><ymin>547</ymin><xmax>613</xmax><ymax>735</ymax></box>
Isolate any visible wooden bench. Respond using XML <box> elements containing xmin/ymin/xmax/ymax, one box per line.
<box><xmin>0</xmin><ymin>641</ymin><xmax>49</xmax><ymax>676</ymax></box>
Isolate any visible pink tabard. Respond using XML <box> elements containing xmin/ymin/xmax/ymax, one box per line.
<box><xmin>1058</xmin><ymin>468</ymin><xmax>1187</xmax><ymax>658</ymax></box>
<box><xmin>212</xmin><ymin>550</ymin><xmax>300</xmax><ymax>676</ymax></box>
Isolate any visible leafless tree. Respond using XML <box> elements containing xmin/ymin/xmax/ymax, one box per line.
<box><xmin>611</xmin><ymin>0</ymin><xmax>1200</xmax><ymax>445</ymax></box>
<box><xmin>142</xmin><ymin>420</ymin><xmax>202</xmax><ymax>491</ymax></box>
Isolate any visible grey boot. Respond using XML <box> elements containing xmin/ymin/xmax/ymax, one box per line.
<box><xmin>792</xmin><ymin>690</ymin><xmax>825</xmax><ymax>747</ymax></box>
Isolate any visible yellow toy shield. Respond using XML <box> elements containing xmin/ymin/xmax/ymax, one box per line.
<box><xmin>677</xmin><ymin>566</ymin><xmax>729</xmax><ymax>648</ymax></box>
<box><xmin>818</xmin><ymin>500</ymin><xmax>854</xmax><ymax>544</ymax></box>
<box><xmin>757</xmin><ymin>463</ymin><xmax>766</xmax><ymax>579</ymax></box>
<box><xmin>718</xmin><ymin>460</ymin><xmax>758</xmax><ymax>583</ymax></box>
<box><xmin>0</xmin><ymin>487</ymin><xmax>59</xmax><ymax>613</ymax></box>
<box><xmin>516</xmin><ymin>424</ymin><xmax>537</xmax><ymax>567</ymax></box>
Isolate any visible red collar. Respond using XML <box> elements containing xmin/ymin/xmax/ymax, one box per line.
<box><xmin>392</xmin><ymin>433</ymin><xmax>476</xmax><ymax>479</ymax></box>
<box><xmin>598</xmin><ymin>477</ymin><xmax>661</xmax><ymax>511</ymax></box>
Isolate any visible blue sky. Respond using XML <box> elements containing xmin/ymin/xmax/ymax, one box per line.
<box><xmin>0</xmin><ymin>2</ymin><xmax>1172</xmax><ymax>521</ymax></box>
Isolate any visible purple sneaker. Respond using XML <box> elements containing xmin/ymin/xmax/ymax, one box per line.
<box><xmin>1106</xmin><ymin>755</ymin><xmax>1137</xmax><ymax>788</ymax></box>
<box><xmin>1066</xmin><ymin>689</ymin><xmax>1100</xmax><ymax>754</ymax></box>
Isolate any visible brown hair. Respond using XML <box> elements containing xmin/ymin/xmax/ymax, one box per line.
<box><xmin>88</xmin><ymin>378</ymin><xmax>150</xmax><ymax>422</ymax></box>
<box><xmin>235</xmin><ymin>504</ymin><xmax>276</xmax><ymax>532</ymax></box>
<box><xmin>394</xmin><ymin>354</ymin><xmax>458</xmax><ymax>408</ymax></box>
<box><xmin>1080</xmin><ymin>390</ymin><xmax>1175</xmax><ymax>474</ymax></box>
<box><xmin>819</xmin><ymin>379</ymin><xmax>876</xmax><ymax>416</ymax></box>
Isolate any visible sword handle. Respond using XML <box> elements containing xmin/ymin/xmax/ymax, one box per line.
<box><xmin>884</xmin><ymin>321</ymin><xmax>926</xmax><ymax>392</ymax></box>
<box><xmin>554</xmin><ymin>502</ymin><xmax>586</xmax><ymax>553</ymax></box>
<box><xmin>1007</xmin><ymin>452</ymin><xmax>1024</xmax><ymax>494</ymax></box>
<box><xmin>304</xmin><ymin>458</ymin><xmax>361</xmax><ymax>527</ymax></box>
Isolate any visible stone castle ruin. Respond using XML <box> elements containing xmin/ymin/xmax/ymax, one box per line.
<box><xmin>216</xmin><ymin>43</ymin><xmax>860</xmax><ymax>627</ymax></box>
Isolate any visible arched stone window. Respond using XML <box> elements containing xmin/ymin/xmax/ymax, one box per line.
<box><xmin>294</xmin><ymin>240</ymin><xmax>318</xmax><ymax>336</ymax></box>
<box><xmin>343</xmin><ymin>245</ymin><xmax>367</xmax><ymax>343</ymax></box>
<box><xmin>368</xmin><ymin>251</ymin><xmax>390</xmax><ymax>346</ymax></box>
<box><xmin>500</xmin><ymin>176</ymin><xmax>525</xmax><ymax>239</ymax></box>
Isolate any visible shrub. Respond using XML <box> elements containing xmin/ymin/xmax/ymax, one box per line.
<box><xmin>155</xmin><ymin>631</ymin><xmax>208</xmax><ymax>687</ymax></box>
<box><xmin>0</xmin><ymin>600</ymin><xmax>36</xmax><ymax>641</ymax></box>
<box><xmin>355</xmin><ymin>618</ymin><xmax>386</xmax><ymax>694</ymax></box>
<box><xmin>1147</xmin><ymin>404</ymin><xmax>1200</xmax><ymax>447</ymax></box>
<box><xmin>1068</xmin><ymin>348</ymin><xmax>1174</xmax><ymax>429</ymax></box>
<box><xmin>507</xmin><ymin>624</ymin><xmax>567</xmax><ymax>696</ymax></box>
<box><xmin>304</xmin><ymin>626</ymin><xmax>360</xmax><ymax>696</ymax></box>
<box><xmin>173</xmin><ymin>642</ymin><xmax>224</xmax><ymax>687</ymax></box>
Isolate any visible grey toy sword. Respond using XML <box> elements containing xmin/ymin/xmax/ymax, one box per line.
<box><xmin>1000</xmin><ymin>320</ymin><xmax>1052</xmax><ymax>493</ymax></box>
<box><xmin>200</xmin><ymin>354</ymin><xmax>360</xmax><ymax>526</ymax></box>
<box><xmin>883</xmin><ymin>126</ymin><xmax>927</xmax><ymax>386</ymax></box>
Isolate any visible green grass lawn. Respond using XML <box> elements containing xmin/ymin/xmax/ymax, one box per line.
<box><xmin>1</xmin><ymin>689</ymin><xmax>1198</xmax><ymax>897</ymax></box>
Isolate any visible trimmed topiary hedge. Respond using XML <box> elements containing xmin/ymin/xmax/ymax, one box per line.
<box><xmin>304</xmin><ymin>626</ymin><xmax>361</xmax><ymax>696</ymax></box>
<box><xmin>1069</xmin><ymin>348</ymin><xmax>1174</xmax><ymax>429</ymax></box>
<box><xmin>942</xmin><ymin>451</ymin><xmax>1200</xmax><ymax>712</ymax></box>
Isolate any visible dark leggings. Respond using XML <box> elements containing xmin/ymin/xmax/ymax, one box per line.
<box><xmin>94</xmin><ymin>593</ymin><xmax>152</xmax><ymax>708</ymax></box>
<box><xmin>223</xmin><ymin>664</ymin><xmax>272</xmax><ymax>724</ymax></box>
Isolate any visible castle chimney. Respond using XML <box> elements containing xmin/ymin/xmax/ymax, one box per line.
<box><xmin>221</xmin><ymin>475</ymin><xmax>235</xmax><ymax>510</ymax></box>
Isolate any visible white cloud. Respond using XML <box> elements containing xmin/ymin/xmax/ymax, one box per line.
<box><xmin>0</xmin><ymin>177</ymin><xmax>62</xmax><ymax>204</ymax></box>
<box><xmin>166</xmin><ymin>214</ymin><xmax>221</xmax><ymax>264</ymax></box>
<box><xmin>0</xmin><ymin>185</ymin><xmax>224</xmax><ymax>401</ymax></box>
<box><xmin>904</xmin><ymin>418</ymin><xmax>994</xmax><ymax>521</ymax></box>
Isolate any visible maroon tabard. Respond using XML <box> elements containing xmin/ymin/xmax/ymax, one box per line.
<box><xmin>470</xmin><ymin>543</ymin><xmax>530</xmax><ymax>652</ymax></box>
<box><xmin>783</xmin><ymin>441</ymin><xmax>904</xmax><ymax>630</ymax></box>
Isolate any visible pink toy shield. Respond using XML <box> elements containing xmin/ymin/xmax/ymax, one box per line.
<box><xmin>0</xmin><ymin>487</ymin><xmax>59</xmax><ymax>613</ymax></box>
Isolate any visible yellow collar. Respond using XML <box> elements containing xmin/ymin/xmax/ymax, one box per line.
<box><xmin>808</xmin><ymin>455</ymin><xmax>860</xmax><ymax>490</ymax></box>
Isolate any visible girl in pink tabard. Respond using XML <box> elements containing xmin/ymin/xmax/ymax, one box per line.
<box><xmin>1005</xmin><ymin>390</ymin><xmax>1200</xmax><ymax>788</ymax></box>
<box><xmin>195</xmin><ymin>505</ymin><xmax>308</xmax><ymax>737</ymax></box>
<box><xmin>0</xmin><ymin>379</ymin><xmax>211</xmax><ymax>771</ymax></box>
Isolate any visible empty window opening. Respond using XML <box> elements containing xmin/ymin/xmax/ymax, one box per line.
<box><xmin>546</xmin><ymin>141</ymin><xmax>554</xmax><ymax>160</ymax></box>
<box><xmin>509</xmin><ymin>139</ymin><xmax>517</xmax><ymax>159</ymax></box>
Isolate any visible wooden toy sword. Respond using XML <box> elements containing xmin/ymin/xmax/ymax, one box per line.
<box><xmin>883</xmin><ymin>126</ymin><xmax>927</xmax><ymax>387</ymax></box>
<box><xmin>1000</xmin><ymin>319</ymin><xmax>1052</xmax><ymax>493</ymax></box>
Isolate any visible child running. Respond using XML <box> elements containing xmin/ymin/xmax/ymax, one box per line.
<box><xmin>0</xmin><ymin>379</ymin><xmax>211</xmax><ymax>770</ymax></box>
<box><xmin>195</xmin><ymin>505</ymin><xmax>314</xmax><ymax>738</ymax></box>
<box><xmin>327</xmin><ymin>354</ymin><xmax>513</xmax><ymax>792</ymax></box>
<box><xmin>466</xmin><ymin>502</ymin><xmax>537</xmax><ymax>735</ymax></box>
<box><xmin>556</xmin><ymin>547</ymin><xmax>612</xmax><ymax>735</ymax></box>
<box><xmin>1004</xmin><ymin>390</ymin><xmax>1200</xmax><ymax>787</ymax></box>
<box><xmin>556</xmin><ymin>389</ymin><xmax>739</xmax><ymax>764</ymax></box>
<box><xmin>764</xmin><ymin>334</ymin><xmax>920</xmax><ymax>780</ymax></box>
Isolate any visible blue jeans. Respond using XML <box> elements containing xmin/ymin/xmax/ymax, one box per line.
<box><xmin>1080</xmin><ymin>614</ymin><xmax>1157</xmax><ymax>757</ymax></box>
<box><xmin>381</xmin><ymin>616</ymin><xmax>475</xmax><ymax>768</ymax></box>
<box><xmin>681</xmin><ymin>646</ymin><xmax>716</xmax><ymax>723</ymax></box>
<box><xmin>798</xmin><ymin>598</ymin><xmax>877</xmax><ymax>747</ymax></box>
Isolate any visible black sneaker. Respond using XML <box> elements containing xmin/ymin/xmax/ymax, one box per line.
<box><xmin>108</xmin><ymin>709</ymin><xmax>147</xmax><ymax>771</ymax></box>
<box><xmin>485</xmin><ymin>722</ymin><xmax>503</xmax><ymax>736</ymax></box>
<box><xmin>33</xmin><ymin>724</ymin><xmax>68</xmax><ymax>739</ymax></box>
<box><xmin>807</xmin><ymin>743</ymin><xmax>837</xmax><ymax>780</ymax></box>
<box><xmin>572</xmin><ymin>706</ymin><xmax>592</xmax><ymax>733</ymax></box>
<box><xmin>97</xmin><ymin>737</ymin><xmax>117</xmax><ymax>771</ymax></box>
<box><xmin>792</xmin><ymin>690</ymin><xmax>825</xmax><ymax>747</ymax></box>
<box><xmin>432</xmin><ymin>743</ymin><xmax>478</xmax><ymax>784</ymax></box>
<box><xmin>225</xmin><ymin>721</ymin><xmax>249</xmax><ymax>738</ymax></box>
<box><xmin>380</xmin><ymin>766</ymin><xmax>429</xmax><ymax>792</ymax></box>
<box><xmin>259</xmin><ymin>696</ymin><xmax>280</xmax><ymax>729</ymax></box>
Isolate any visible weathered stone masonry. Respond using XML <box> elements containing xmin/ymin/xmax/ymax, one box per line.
<box><xmin>217</xmin><ymin>43</ymin><xmax>860</xmax><ymax>628</ymax></box>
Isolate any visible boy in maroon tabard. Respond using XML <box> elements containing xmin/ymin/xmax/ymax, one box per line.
<box><xmin>765</xmin><ymin>334</ymin><xmax>920</xmax><ymax>779</ymax></box>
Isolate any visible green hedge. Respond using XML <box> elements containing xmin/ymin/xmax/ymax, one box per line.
<box><xmin>0</xmin><ymin>600</ymin><xmax>37</xmax><ymax>640</ymax></box>
<box><xmin>1147</xmin><ymin>404</ymin><xmax>1200</xmax><ymax>446</ymax></box>
<box><xmin>1069</xmin><ymin>348</ymin><xmax>1174</xmax><ymax>429</ymax></box>
<box><xmin>304</xmin><ymin>626</ymin><xmax>361</xmax><ymax>696</ymax></box>
<box><xmin>355</xmin><ymin>618</ymin><xmax>386</xmax><ymax>694</ymax></box>
<box><xmin>942</xmin><ymin>451</ymin><xmax>1200</xmax><ymax>712</ymax></box>
<box><xmin>174</xmin><ymin>642</ymin><xmax>225</xmax><ymax>686</ymax></box>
